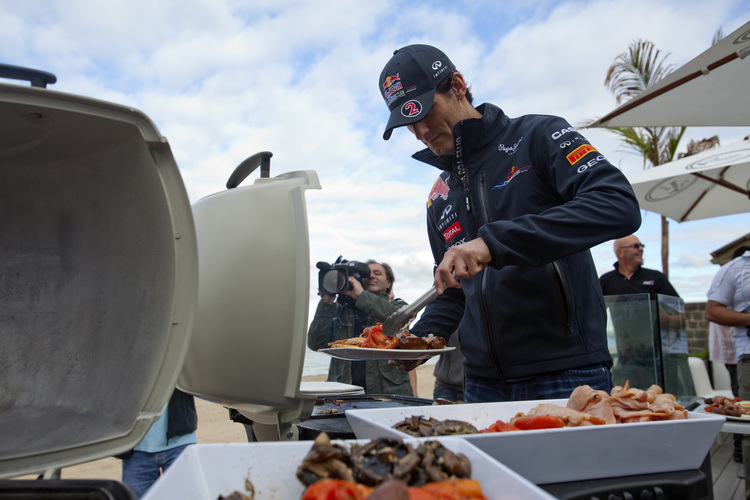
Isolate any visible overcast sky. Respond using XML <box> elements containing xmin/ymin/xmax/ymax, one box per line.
<box><xmin>3</xmin><ymin>0</ymin><xmax>749</xmax><ymax>317</ymax></box>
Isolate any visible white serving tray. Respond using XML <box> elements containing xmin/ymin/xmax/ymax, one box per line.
<box><xmin>142</xmin><ymin>438</ymin><xmax>556</xmax><ymax>500</ymax></box>
<box><xmin>345</xmin><ymin>399</ymin><xmax>725</xmax><ymax>484</ymax></box>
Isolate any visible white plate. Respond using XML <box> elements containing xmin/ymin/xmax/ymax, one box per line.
<box><xmin>320</xmin><ymin>346</ymin><xmax>455</xmax><ymax>361</ymax></box>
<box><xmin>696</xmin><ymin>404</ymin><xmax>750</xmax><ymax>422</ymax></box>
<box><xmin>142</xmin><ymin>438</ymin><xmax>556</xmax><ymax>500</ymax></box>
<box><xmin>345</xmin><ymin>399</ymin><xmax>726</xmax><ymax>484</ymax></box>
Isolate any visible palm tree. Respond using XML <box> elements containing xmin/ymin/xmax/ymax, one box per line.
<box><xmin>604</xmin><ymin>39</ymin><xmax>686</xmax><ymax>279</ymax></box>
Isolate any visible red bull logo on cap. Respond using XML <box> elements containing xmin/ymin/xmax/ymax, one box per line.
<box><xmin>382</xmin><ymin>73</ymin><xmax>403</xmax><ymax>105</ymax></box>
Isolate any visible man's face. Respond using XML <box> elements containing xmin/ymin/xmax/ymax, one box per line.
<box><xmin>406</xmin><ymin>89</ymin><xmax>464</xmax><ymax>157</ymax></box>
<box><xmin>617</xmin><ymin>236</ymin><xmax>645</xmax><ymax>266</ymax></box>
<box><xmin>365</xmin><ymin>263</ymin><xmax>390</xmax><ymax>294</ymax></box>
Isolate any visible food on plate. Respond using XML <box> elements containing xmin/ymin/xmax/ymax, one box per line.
<box><xmin>392</xmin><ymin>382</ymin><xmax>688</xmax><ymax>436</ymax></box>
<box><xmin>392</xmin><ymin>416</ymin><xmax>479</xmax><ymax>437</ymax></box>
<box><xmin>301</xmin><ymin>479</ymin><xmax>371</xmax><ymax>500</ymax></box>
<box><xmin>302</xmin><ymin>478</ymin><xmax>487</xmax><ymax>500</ymax></box>
<box><xmin>427</xmin><ymin>335</ymin><xmax>446</xmax><ymax>350</ymax></box>
<box><xmin>217</xmin><ymin>491</ymin><xmax>253</xmax><ymax>500</ymax></box>
<box><xmin>296</xmin><ymin>433</ymin><xmax>474</xmax><ymax>494</ymax></box>
<box><xmin>565</xmin><ymin>381</ymin><xmax>687</xmax><ymax>423</ymax></box>
<box><xmin>703</xmin><ymin>395</ymin><xmax>750</xmax><ymax>418</ymax></box>
<box><xmin>398</xmin><ymin>335</ymin><xmax>429</xmax><ymax>350</ymax></box>
<box><xmin>329</xmin><ymin>324</ymin><xmax>445</xmax><ymax>350</ymax></box>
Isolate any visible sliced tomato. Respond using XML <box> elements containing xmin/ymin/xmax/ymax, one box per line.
<box><xmin>360</xmin><ymin>323</ymin><xmax>398</xmax><ymax>349</ymax></box>
<box><xmin>479</xmin><ymin>420</ymin><xmax>520</xmax><ymax>433</ymax></box>
<box><xmin>511</xmin><ymin>414</ymin><xmax>565</xmax><ymax>430</ymax></box>
<box><xmin>409</xmin><ymin>479</ymin><xmax>487</xmax><ymax>499</ymax></box>
<box><xmin>301</xmin><ymin>479</ymin><xmax>371</xmax><ymax>500</ymax></box>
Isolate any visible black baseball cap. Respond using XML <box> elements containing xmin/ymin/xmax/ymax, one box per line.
<box><xmin>379</xmin><ymin>44</ymin><xmax>456</xmax><ymax>140</ymax></box>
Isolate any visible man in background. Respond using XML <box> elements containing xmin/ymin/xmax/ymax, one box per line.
<box><xmin>599</xmin><ymin>234</ymin><xmax>687</xmax><ymax>394</ymax></box>
<box><xmin>706</xmin><ymin>246</ymin><xmax>750</xmax><ymax>477</ymax></box>
<box><xmin>599</xmin><ymin>235</ymin><xmax>679</xmax><ymax>298</ymax></box>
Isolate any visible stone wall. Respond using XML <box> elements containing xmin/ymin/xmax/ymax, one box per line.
<box><xmin>686</xmin><ymin>301</ymin><xmax>709</xmax><ymax>358</ymax></box>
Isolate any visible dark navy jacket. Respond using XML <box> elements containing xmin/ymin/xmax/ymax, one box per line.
<box><xmin>409</xmin><ymin>103</ymin><xmax>641</xmax><ymax>381</ymax></box>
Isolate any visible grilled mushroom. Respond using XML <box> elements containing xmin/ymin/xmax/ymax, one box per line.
<box><xmin>296</xmin><ymin>433</ymin><xmax>355</xmax><ymax>486</ymax></box>
<box><xmin>392</xmin><ymin>416</ymin><xmax>478</xmax><ymax>436</ymax></box>
<box><xmin>418</xmin><ymin>440</ymin><xmax>472</xmax><ymax>483</ymax></box>
<box><xmin>350</xmin><ymin>437</ymin><xmax>421</xmax><ymax>486</ymax></box>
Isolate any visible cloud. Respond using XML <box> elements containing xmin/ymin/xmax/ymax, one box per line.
<box><xmin>2</xmin><ymin>0</ymin><xmax>748</xmax><ymax>316</ymax></box>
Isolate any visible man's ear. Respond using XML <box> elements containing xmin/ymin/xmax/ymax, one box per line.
<box><xmin>452</xmin><ymin>72</ymin><xmax>467</xmax><ymax>99</ymax></box>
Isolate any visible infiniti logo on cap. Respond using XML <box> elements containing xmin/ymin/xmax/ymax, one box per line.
<box><xmin>432</xmin><ymin>61</ymin><xmax>442</xmax><ymax>70</ymax></box>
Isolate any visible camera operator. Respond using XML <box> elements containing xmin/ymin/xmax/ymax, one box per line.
<box><xmin>307</xmin><ymin>259</ymin><xmax>414</xmax><ymax>396</ymax></box>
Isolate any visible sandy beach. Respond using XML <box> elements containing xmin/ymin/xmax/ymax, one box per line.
<box><xmin>32</xmin><ymin>364</ymin><xmax>437</xmax><ymax>483</ymax></box>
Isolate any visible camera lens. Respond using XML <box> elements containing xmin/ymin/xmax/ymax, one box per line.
<box><xmin>322</xmin><ymin>269</ymin><xmax>348</xmax><ymax>294</ymax></box>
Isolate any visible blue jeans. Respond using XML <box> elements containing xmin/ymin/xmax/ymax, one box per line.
<box><xmin>464</xmin><ymin>364</ymin><xmax>612</xmax><ymax>403</ymax></box>
<box><xmin>433</xmin><ymin>383</ymin><xmax>465</xmax><ymax>403</ymax></box>
<box><xmin>121</xmin><ymin>444</ymin><xmax>191</xmax><ymax>498</ymax></box>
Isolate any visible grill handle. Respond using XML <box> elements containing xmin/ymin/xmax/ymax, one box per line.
<box><xmin>226</xmin><ymin>151</ymin><xmax>273</xmax><ymax>189</ymax></box>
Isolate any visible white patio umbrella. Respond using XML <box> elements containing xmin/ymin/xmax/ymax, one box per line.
<box><xmin>588</xmin><ymin>20</ymin><xmax>750</xmax><ymax>128</ymax></box>
<box><xmin>627</xmin><ymin>139</ymin><xmax>750</xmax><ymax>222</ymax></box>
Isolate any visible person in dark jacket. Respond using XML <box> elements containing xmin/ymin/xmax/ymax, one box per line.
<box><xmin>307</xmin><ymin>260</ymin><xmax>413</xmax><ymax>395</ymax></box>
<box><xmin>378</xmin><ymin>44</ymin><xmax>641</xmax><ymax>403</ymax></box>
<box><xmin>120</xmin><ymin>389</ymin><xmax>197</xmax><ymax>498</ymax></box>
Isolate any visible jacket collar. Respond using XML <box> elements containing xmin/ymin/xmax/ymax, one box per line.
<box><xmin>411</xmin><ymin>103</ymin><xmax>508</xmax><ymax>171</ymax></box>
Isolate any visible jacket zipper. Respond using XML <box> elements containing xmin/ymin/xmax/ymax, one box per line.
<box><xmin>478</xmin><ymin>170</ymin><xmax>505</xmax><ymax>380</ymax></box>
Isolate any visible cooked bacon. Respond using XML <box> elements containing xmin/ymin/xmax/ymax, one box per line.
<box><xmin>526</xmin><ymin>403</ymin><xmax>606</xmax><ymax>427</ymax></box>
<box><xmin>563</xmin><ymin>381</ymin><xmax>687</xmax><ymax>424</ymax></box>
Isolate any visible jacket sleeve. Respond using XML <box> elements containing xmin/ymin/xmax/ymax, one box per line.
<box><xmin>479</xmin><ymin>116</ymin><xmax>641</xmax><ymax>269</ymax></box>
<box><xmin>355</xmin><ymin>291</ymin><xmax>407</xmax><ymax>322</ymax></box>
<box><xmin>307</xmin><ymin>299</ymin><xmax>337</xmax><ymax>351</ymax></box>
<box><xmin>409</xmin><ymin>286</ymin><xmax>465</xmax><ymax>339</ymax></box>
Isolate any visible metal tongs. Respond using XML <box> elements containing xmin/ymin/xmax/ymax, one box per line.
<box><xmin>382</xmin><ymin>285</ymin><xmax>440</xmax><ymax>336</ymax></box>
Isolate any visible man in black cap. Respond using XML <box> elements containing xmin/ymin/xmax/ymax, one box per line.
<box><xmin>380</xmin><ymin>44</ymin><xmax>641</xmax><ymax>403</ymax></box>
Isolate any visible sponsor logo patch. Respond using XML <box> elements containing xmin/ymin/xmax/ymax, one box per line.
<box><xmin>492</xmin><ymin>165</ymin><xmax>530</xmax><ymax>190</ymax></box>
<box><xmin>428</xmin><ymin>177</ymin><xmax>450</xmax><ymax>207</ymax></box>
<box><xmin>566</xmin><ymin>144</ymin><xmax>597</xmax><ymax>164</ymax></box>
<box><xmin>401</xmin><ymin>99</ymin><xmax>422</xmax><ymax>118</ymax></box>
<box><xmin>442</xmin><ymin>221</ymin><xmax>463</xmax><ymax>243</ymax></box>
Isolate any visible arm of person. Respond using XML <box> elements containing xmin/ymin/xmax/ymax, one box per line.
<box><xmin>706</xmin><ymin>300</ymin><xmax>750</xmax><ymax>327</ymax></box>
<box><xmin>352</xmin><ymin>287</ymin><xmax>407</xmax><ymax>322</ymax></box>
<box><xmin>478</xmin><ymin>118</ymin><xmax>641</xmax><ymax>271</ymax></box>
<box><xmin>306</xmin><ymin>297</ymin><xmax>337</xmax><ymax>351</ymax></box>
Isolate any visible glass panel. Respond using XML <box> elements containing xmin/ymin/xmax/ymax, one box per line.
<box><xmin>605</xmin><ymin>294</ymin><xmax>661</xmax><ymax>390</ymax></box>
<box><xmin>657</xmin><ymin>294</ymin><xmax>693</xmax><ymax>397</ymax></box>
<box><xmin>604</xmin><ymin>293</ymin><xmax>695</xmax><ymax>397</ymax></box>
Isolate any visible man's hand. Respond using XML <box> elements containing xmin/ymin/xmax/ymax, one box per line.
<box><xmin>320</xmin><ymin>293</ymin><xmax>337</xmax><ymax>304</ymax></box>
<box><xmin>434</xmin><ymin>237</ymin><xmax>491</xmax><ymax>293</ymax></box>
<box><xmin>388</xmin><ymin>358</ymin><xmax>423</xmax><ymax>372</ymax></box>
<box><xmin>341</xmin><ymin>276</ymin><xmax>365</xmax><ymax>300</ymax></box>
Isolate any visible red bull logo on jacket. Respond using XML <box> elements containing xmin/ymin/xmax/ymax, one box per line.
<box><xmin>427</xmin><ymin>177</ymin><xmax>450</xmax><ymax>207</ymax></box>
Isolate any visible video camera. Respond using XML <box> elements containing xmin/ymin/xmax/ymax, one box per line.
<box><xmin>316</xmin><ymin>256</ymin><xmax>371</xmax><ymax>296</ymax></box>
